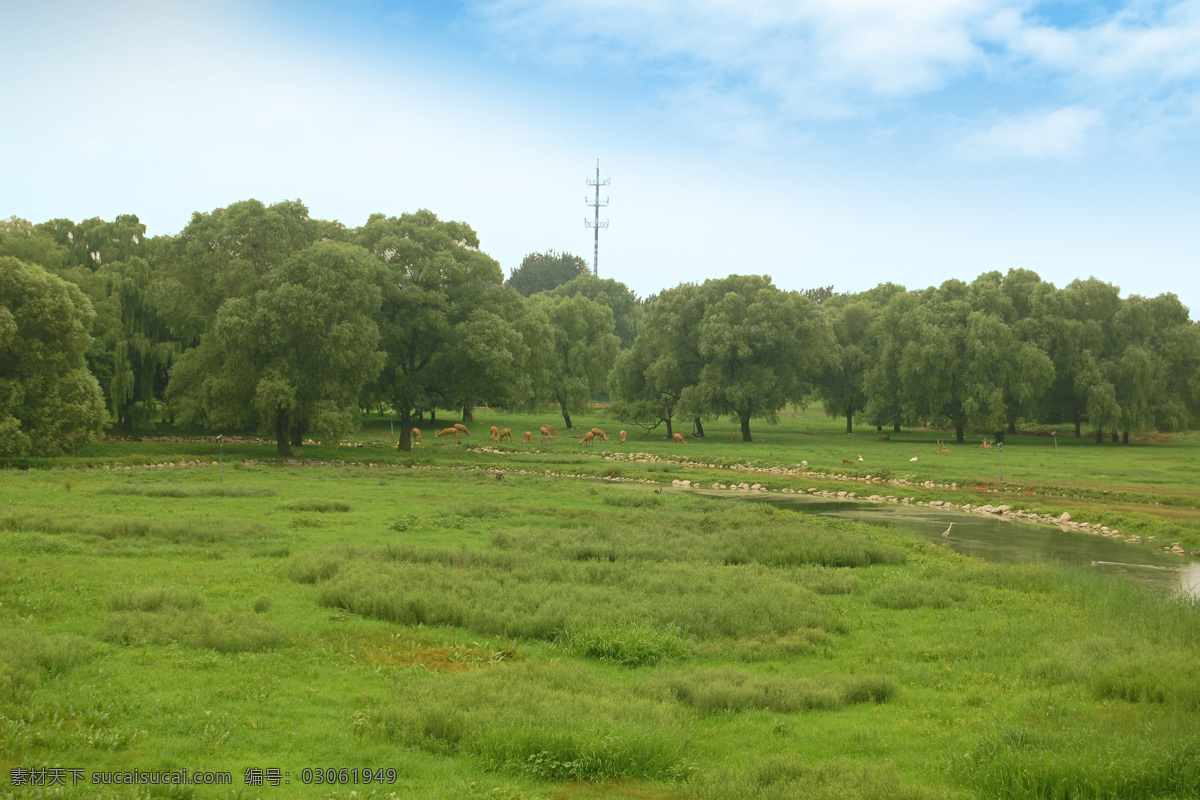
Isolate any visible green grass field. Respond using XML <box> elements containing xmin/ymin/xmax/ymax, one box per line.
<box><xmin>2</xmin><ymin>409</ymin><xmax>1199</xmax><ymax>798</ymax></box>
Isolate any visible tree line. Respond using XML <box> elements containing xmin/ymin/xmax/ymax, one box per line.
<box><xmin>2</xmin><ymin>200</ymin><xmax>1198</xmax><ymax>457</ymax></box>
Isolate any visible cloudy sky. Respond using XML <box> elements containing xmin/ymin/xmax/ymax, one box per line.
<box><xmin>3</xmin><ymin>0</ymin><xmax>1198</xmax><ymax>314</ymax></box>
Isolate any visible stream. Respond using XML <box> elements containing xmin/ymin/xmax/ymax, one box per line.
<box><xmin>706</xmin><ymin>492</ymin><xmax>1200</xmax><ymax>598</ymax></box>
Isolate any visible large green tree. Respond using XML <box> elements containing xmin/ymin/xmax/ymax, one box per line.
<box><xmin>167</xmin><ymin>241</ymin><xmax>383</xmax><ymax>455</ymax></box>
<box><xmin>356</xmin><ymin>210</ymin><xmax>512</xmax><ymax>451</ymax></box>
<box><xmin>815</xmin><ymin>298</ymin><xmax>875</xmax><ymax>434</ymax></box>
<box><xmin>609</xmin><ymin>282</ymin><xmax>711</xmax><ymax>439</ymax></box>
<box><xmin>529</xmin><ymin>293</ymin><xmax>620</xmax><ymax>430</ymax></box>
<box><xmin>681</xmin><ymin>276</ymin><xmax>831</xmax><ymax>442</ymax></box>
<box><xmin>550</xmin><ymin>273</ymin><xmax>643</xmax><ymax>348</ymax></box>
<box><xmin>0</xmin><ymin>257</ymin><xmax>108</xmax><ymax>456</ymax></box>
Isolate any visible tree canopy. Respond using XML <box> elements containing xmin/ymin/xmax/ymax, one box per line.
<box><xmin>506</xmin><ymin>250</ymin><xmax>589</xmax><ymax>297</ymax></box>
<box><xmin>0</xmin><ymin>257</ymin><xmax>108</xmax><ymax>456</ymax></box>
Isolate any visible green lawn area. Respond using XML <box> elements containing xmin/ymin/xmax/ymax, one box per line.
<box><xmin>2</xmin><ymin>411</ymin><xmax>1199</xmax><ymax>798</ymax></box>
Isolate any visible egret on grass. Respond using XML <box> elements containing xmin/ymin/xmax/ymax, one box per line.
<box><xmin>942</xmin><ymin>523</ymin><xmax>954</xmax><ymax>539</ymax></box>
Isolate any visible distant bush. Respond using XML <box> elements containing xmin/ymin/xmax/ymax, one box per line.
<box><xmin>650</xmin><ymin>668</ymin><xmax>897</xmax><ymax>714</ymax></box>
<box><xmin>561</xmin><ymin>620</ymin><xmax>690</xmax><ymax>666</ymax></box>
<box><xmin>104</xmin><ymin>609</ymin><xmax>288</xmax><ymax>652</ymax></box>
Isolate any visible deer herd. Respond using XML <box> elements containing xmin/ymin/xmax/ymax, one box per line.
<box><xmin>415</xmin><ymin>422</ymin><xmax>681</xmax><ymax>448</ymax></box>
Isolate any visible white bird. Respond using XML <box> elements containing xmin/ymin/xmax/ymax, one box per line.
<box><xmin>909</xmin><ymin>457</ymin><xmax>918</xmax><ymax>462</ymax></box>
<box><xmin>941</xmin><ymin>523</ymin><xmax>953</xmax><ymax>539</ymax></box>
<box><xmin>857</xmin><ymin>455</ymin><xmax>864</xmax><ymax>462</ymax></box>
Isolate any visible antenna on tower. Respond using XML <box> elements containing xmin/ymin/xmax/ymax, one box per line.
<box><xmin>584</xmin><ymin>159</ymin><xmax>609</xmax><ymax>276</ymax></box>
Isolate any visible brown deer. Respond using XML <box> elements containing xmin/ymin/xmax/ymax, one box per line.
<box><xmin>497</xmin><ymin>428</ymin><xmax>512</xmax><ymax>442</ymax></box>
<box><xmin>435</xmin><ymin>427</ymin><xmax>458</xmax><ymax>439</ymax></box>
<box><xmin>619</xmin><ymin>430</ymin><xmax>627</xmax><ymax>444</ymax></box>
<box><xmin>580</xmin><ymin>431</ymin><xmax>596</xmax><ymax>446</ymax></box>
<box><xmin>589</xmin><ymin>428</ymin><xmax>608</xmax><ymax>442</ymax></box>
<box><xmin>521</xmin><ymin>431</ymin><xmax>533</xmax><ymax>444</ymax></box>
<box><xmin>540</xmin><ymin>424</ymin><xmax>557</xmax><ymax>438</ymax></box>
<box><xmin>672</xmin><ymin>433</ymin><xmax>687</xmax><ymax>444</ymax></box>
<box><xmin>453</xmin><ymin>423</ymin><xmax>471</xmax><ymax>436</ymax></box>
<box><xmin>489</xmin><ymin>425</ymin><xmax>499</xmax><ymax>441</ymax></box>
<box><xmin>411</xmin><ymin>428</ymin><xmax>422</xmax><ymax>443</ymax></box>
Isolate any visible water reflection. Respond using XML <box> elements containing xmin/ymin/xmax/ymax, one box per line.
<box><xmin>703</xmin><ymin>492</ymin><xmax>1199</xmax><ymax>598</ymax></box>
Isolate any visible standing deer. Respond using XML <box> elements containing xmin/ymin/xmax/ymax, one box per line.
<box><xmin>411</xmin><ymin>428</ymin><xmax>422</xmax><ymax>443</ymax></box>
<box><xmin>453</xmin><ymin>423</ymin><xmax>471</xmax><ymax>436</ymax></box>
<box><xmin>435</xmin><ymin>427</ymin><xmax>458</xmax><ymax>439</ymax></box>
<box><xmin>521</xmin><ymin>431</ymin><xmax>533</xmax><ymax>444</ymax></box>
<box><xmin>497</xmin><ymin>428</ymin><xmax>512</xmax><ymax>442</ymax></box>
<box><xmin>580</xmin><ymin>431</ymin><xmax>596</xmax><ymax>446</ymax></box>
<box><xmin>490</xmin><ymin>425</ymin><xmax>499</xmax><ymax>441</ymax></box>
<box><xmin>672</xmin><ymin>433</ymin><xmax>687</xmax><ymax>444</ymax></box>
<box><xmin>589</xmin><ymin>428</ymin><xmax>608</xmax><ymax>442</ymax></box>
<box><xmin>619</xmin><ymin>430</ymin><xmax>627</xmax><ymax>444</ymax></box>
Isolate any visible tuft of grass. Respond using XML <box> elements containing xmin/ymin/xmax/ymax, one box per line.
<box><xmin>277</xmin><ymin>498</ymin><xmax>351</xmax><ymax>513</ymax></box>
<box><xmin>108</xmin><ymin>586</ymin><xmax>202</xmax><ymax>612</ymax></box>
<box><xmin>870</xmin><ymin>577</ymin><xmax>967</xmax><ymax>609</ymax></box>
<box><xmin>561</xmin><ymin>620</ymin><xmax>690</xmax><ymax>666</ymax></box>
<box><xmin>359</xmin><ymin>662</ymin><xmax>689</xmax><ymax>782</ymax></box>
<box><xmin>0</xmin><ymin>631</ymin><xmax>91</xmax><ymax>698</ymax></box>
<box><xmin>693</xmin><ymin>757</ymin><xmax>932</xmax><ymax>800</ymax></box>
<box><xmin>103</xmin><ymin>608</ymin><xmax>288</xmax><ymax>652</ymax></box>
<box><xmin>650</xmin><ymin>668</ymin><xmax>898</xmax><ymax>714</ymax></box>
<box><xmin>601</xmin><ymin>492</ymin><xmax>663</xmax><ymax>508</ymax></box>
<box><xmin>956</xmin><ymin>726</ymin><xmax>1200</xmax><ymax>800</ymax></box>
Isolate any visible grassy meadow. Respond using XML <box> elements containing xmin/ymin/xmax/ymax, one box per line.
<box><xmin>2</xmin><ymin>409</ymin><xmax>1199</xmax><ymax>799</ymax></box>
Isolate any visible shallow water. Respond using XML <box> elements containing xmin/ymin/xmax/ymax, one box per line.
<box><xmin>702</xmin><ymin>492</ymin><xmax>1200</xmax><ymax>597</ymax></box>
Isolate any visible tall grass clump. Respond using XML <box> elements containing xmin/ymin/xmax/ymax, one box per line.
<box><xmin>691</xmin><ymin>756</ymin><xmax>932</xmax><ymax>800</ymax></box>
<box><xmin>107</xmin><ymin>586</ymin><xmax>202</xmax><ymax>612</ymax></box>
<box><xmin>0</xmin><ymin>631</ymin><xmax>91</xmax><ymax>697</ymax></box>
<box><xmin>358</xmin><ymin>663</ymin><xmax>689</xmax><ymax>782</ymax></box>
<box><xmin>277</xmin><ymin>498</ymin><xmax>351</xmax><ymax>513</ymax></box>
<box><xmin>561</xmin><ymin>620</ymin><xmax>690</xmax><ymax>666</ymax></box>
<box><xmin>103</xmin><ymin>609</ymin><xmax>288</xmax><ymax>652</ymax></box>
<box><xmin>956</xmin><ymin>726</ymin><xmax>1200</xmax><ymax>799</ymax></box>
<box><xmin>0</xmin><ymin>511</ymin><xmax>276</xmax><ymax>547</ymax></box>
<box><xmin>870</xmin><ymin>577</ymin><xmax>967</xmax><ymax>609</ymax></box>
<box><xmin>649</xmin><ymin>668</ymin><xmax>897</xmax><ymax>714</ymax></box>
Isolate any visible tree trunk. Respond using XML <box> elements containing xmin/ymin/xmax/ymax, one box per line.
<box><xmin>1074</xmin><ymin>417</ymin><xmax>1082</xmax><ymax>438</ymax></box>
<box><xmin>1096</xmin><ymin>427</ymin><xmax>1104</xmax><ymax>443</ymax></box>
<box><xmin>291</xmin><ymin>426</ymin><xmax>304</xmax><ymax>448</ymax></box>
<box><xmin>430</xmin><ymin>409</ymin><xmax>436</xmax><ymax>424</ymax></box>
<box><xmin>1007</xmin><ymin>415</ymin><xmax>1017</xmax><ymax>435</ymax></box>
<box><xmin>274</xmin><ymin>411</ymin><xmax>292</xmax><ymax>457</ymax></box>
<box><xmin>397</xmin><ymin>407</ymin><xmax>412</xmax><ymax>452</ymax></box>
<box><xmin>1122</xmin><ymin>429</ymin><xmax>1130</xmax><ymax>444</ymax></box>
<box><xmin>664</xmin><ymin>416</ymin><xmax>673</xmax><ymax>439</ymax></box>
<box><xmin>845</xmin><ymin>405</ymin><xmax>853</xmax><ymax>434</ymax></box>
<box><xmin>693</xmin><ymin>417</ymin><xmax>705</xmax><ymax>437</ymax></box>
<box><xmin>955</xmin><ymin>425</ymin><xmax>964</xmax><ymax>444</ymax></box>
<box><xmin>893</xmin><ymin>421</ymin><xmax>901</xmax><ymax>434</ymax></box>
<box><xmin>741</xmin><ymin>415</ymin><xmax>752</xmax><ymax>442</ymax></box>
<box><xmin>462</xmin><ymin>406</ymin><xmax>474</xmax><ymax>423</ymax></box>
<box><xmin>1111</xmin><ymin>430</ymin><xmax>1119</xmax><ymax>442</ymax></box>
<box><xmin>560</xmin><ymin>399</ymin><xmax>573</xmax><ymax>430</ymax></box>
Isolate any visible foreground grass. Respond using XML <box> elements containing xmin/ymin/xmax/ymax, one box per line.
<box><xmin>2</xmin><ymin>440</ymin><xmax>1199</xmax><ymax>798</ymax></box>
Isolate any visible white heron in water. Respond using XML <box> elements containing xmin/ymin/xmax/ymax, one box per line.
<box><xmin>941</xmin><ymin>523</ymin><xmax>954</xmax><ymax>540</ymax></box>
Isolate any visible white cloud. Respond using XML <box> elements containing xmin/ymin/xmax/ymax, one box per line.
<box><xmin>952</xmin><ymin>105</ymin><xmax>1102</xmax><ymax>160</ymax></box>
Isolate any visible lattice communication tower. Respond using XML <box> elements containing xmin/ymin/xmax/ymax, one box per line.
<box><xmin>584</xmin><ymin>160</ymin><xmax>609</xmax><ymax>276</ymax></box>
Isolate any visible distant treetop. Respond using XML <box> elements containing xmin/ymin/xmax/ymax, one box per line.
<box><xmin>506</xmin><ymin>250</ymin><xmax>589</xmax><ymax>297</ymax></box>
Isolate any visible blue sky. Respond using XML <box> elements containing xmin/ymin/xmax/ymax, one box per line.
<box><xmin>2</xmin><ymin>0</ymin><xmax>1198</xmax><ymax>315</ymax></box>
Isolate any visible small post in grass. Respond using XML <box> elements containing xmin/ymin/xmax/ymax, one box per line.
<box><xmin>1052</xmin><ymin>430</ymin><xmax>1058</xmax><ymax>456</ymax></box>
<box><xmin>217</xmin><ymin>434</ymin><xmax>224</xmax><ymax>482</ymax></box>
<box><xmin>998</xmin><ymin>442</ymin><xmax>1003</xmax><ymax>486</ymax></box>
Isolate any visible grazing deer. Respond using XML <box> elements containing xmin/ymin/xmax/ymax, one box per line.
<box><xmin>540</xmin><ymin>425</ymin><xmax>557</xmax><ymax>438</ymax></box>
<box><xmin>453</xmin><ymin>423</ymin><xmax>471</xmax><ymax>437</ymax></box>
<box><xmin>490</xmin><ymin>425</ymin><xmax>499</xmax><ymax>441</ymax></box>
<box><xmin>497</xmin><ymin>428</ymin><xmax>512</xmax><ymax>442</ymax></box>
<box><xmin>435</xmin><ymin>427</ymin><xmax>458</xmax><ymax>439</ymax></box>
<box><xmin>937</xmin><ymin>439</ymin><xmax>949</xmax><ymax>453</ymax></box>
<box><xmin>619</xmin><ymin>430</ymin><xmax>627</xmax><ymax>444</ymax></box>
<box><xmin>672</xmin><ymin>433</ymin><xmax>687</xmax><ymax>444</ymax></box>
<box><xmin>842</xmin><ymin>458</ymin><xmax>854</xmax><ymax>465</ymax></box>
<box><xmin>521</xmin><ymin>431</ymin><xmax>533</xmax><ymax>444</ymax></box>
<box><xmin>589</xmin><ymin>428</ymin><xmax>608</xmax><ymax>441</ymax></box>
<box><xmin>580</xmin><ymin>431</ymin><xmax>596</xmax><ymax>446</ymax></box>
<box><xmin>411</xmin><ymin>428</ymin><xmax>422</xmax><ymax>443</ymax></box>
